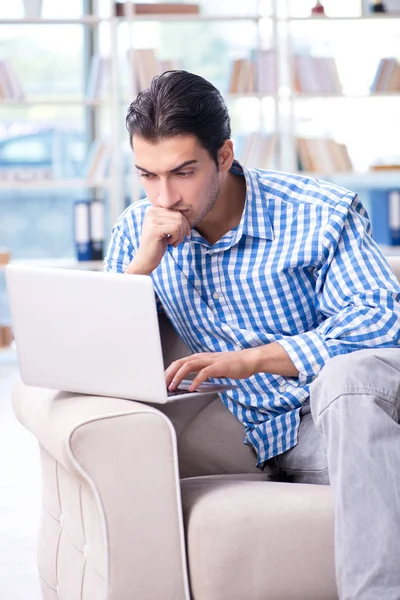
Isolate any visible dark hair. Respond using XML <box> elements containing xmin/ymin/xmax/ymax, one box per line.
<box><xmin>126</xmin><ymin>70</ymin><xmax>231</xmax><ymax>168</ymax></box>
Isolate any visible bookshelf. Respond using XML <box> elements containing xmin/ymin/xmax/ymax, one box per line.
<box><xmin>281</xmin><ymin>1</ymin><xmax>400</xmax><ymax>249</ymax></box>
<box><xmin>1</xmin><ymin>0</ymin><xmax>400</xmax><ymax>256</ymax></box>
<box><xmin>279</xmin><ymin>4</ymin><xmax>400</xmax><ymax>190</ymax></box>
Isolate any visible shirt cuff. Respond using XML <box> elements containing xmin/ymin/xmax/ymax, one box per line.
<box><xmin>276</xmin><ymin>330</ymin><xmax>333</xmax><ymax>387</ymax></box>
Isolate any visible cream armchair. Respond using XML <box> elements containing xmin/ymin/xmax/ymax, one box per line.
<box><xmin>12</xmin><ymin>256</ymin><xmax>400</xmax><ymax>600</ymax></box>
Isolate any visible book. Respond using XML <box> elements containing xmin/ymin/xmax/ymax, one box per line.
<box><xmin>387</xmin><ymin>62</ymin><xmax>400</xmax><ymax>91</ymax></box>
<box><xmin>389</xmin><ymin>191</ymin><xmax>400</xmax><ymax>245</ymax></box>
<box><xmin>369</xmin><ymin>190</ymin><xmax>392</xmax><ymax>245</ymax></box>
<box><xmin>74</xmin><ymin>200</ymin><xmax>91</xmax><ymax>261</ymax></box>
<box><xmin>254</xmin><ymin>49</ymin><xmax>277</xmax><ymax>94</ymax></box>
<box><xmin>0</xmin><ymin>326</ymin><xmax>13</xmax><ymax>349</ymax></box>
<box><xmin>228</xmin><ymin>59</ymin><xmax>243</xmax><ymax>94</ymax></box>
<box><xmin>86</xmin><ymin>54</ymin><xmax>111</xmax><ymax>99</ymax></box>
<box><xmin>0</xmin><ymin>249</ymin><xmax>10</xmax><ymax>266</ymax></box>
<box><xmin>0</xmin><ymin>60</ymin><xmax>25</xmax><ymax>101</ymax></box>
<box><xmin>296</xmin><ymin>138</ymin><xmax>352</xmax><ymax>173</ymax></box>
<box><xmin>296</xmin><ymin>138</ymin><xmax>314</xmax><ymax>172</ymax></box>
<box><xmin>90</xmin><ymin>200</ymin><xmax>105</xmax><ymax>260</ymax></box>
<box><xmin>235</xmin><ymin>132</ymin><xmax>276</xmax><ymax>169</ymax></box>
<box><xmin>127</xmin><ymin>48</ymin><xmax>163</xmax><ymax>94</ymax></box>
<box><xmin>293</xmin><ymin>54</ymin><xmax>341</xmax><ymax>94</ymax></box>
<box><xmin>85</xmin><ymin>138</ymin><xmax>112</xmax><ymax>183</ymax></box>
<box><xmin>115</xmin><ymin>2</ymin><xmax>199</xmax><ymax>16</ymax></box>
<box><xmin>383</xmin><ymin>0</ymin><xmax>400</xmax><ymax>12</ymax></box>
<box><xmin>294</xmin><ymin>55</ymin><xmax>319</xmax><ymax>93</ymax></box>
<box><xmin>371</xmin><ymin>58</ymin><xmax>400</xmax><ymax>92</ymax></box>
<box><xmin>371</xmin><ymin>164</ymin><xmax>400</xmax><ymax>170</ymax></box>
<box><xmin>323</xmin><ymin>57</ymin><xmax>342</xmax><ymax>93</ymax></box>
<box><xmin>228</xmin><ymin>59</ymin><xmax>254</xmax><ymax>93</ymax></box>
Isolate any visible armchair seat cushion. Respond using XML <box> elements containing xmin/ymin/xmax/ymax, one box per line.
<box><xmin>181</xmin><ymin>475</ymin><xmax>337</xmax><ymax>600</ymax></box>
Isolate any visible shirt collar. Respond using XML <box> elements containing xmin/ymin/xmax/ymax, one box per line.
<box><xmin>189</xmin><ymin>159</ymin><xmax>274</xmax><ymax>251</ymax></box>
<box><xmin>228</xmin><ymin>160</ymin><xmax>274</xmax><ymax>246</ymax></box>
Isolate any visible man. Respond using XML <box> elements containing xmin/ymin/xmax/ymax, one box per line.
<box><xmin>105</xmin><ymin>70</ymin><xmax>400</xmax><ymax>598</ymax></box>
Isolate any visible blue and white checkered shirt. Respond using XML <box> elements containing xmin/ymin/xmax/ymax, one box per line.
<box><xmin>105</xmin><ymin>161</ymin><xmax>400</xmax><ymax>467</ymax></box>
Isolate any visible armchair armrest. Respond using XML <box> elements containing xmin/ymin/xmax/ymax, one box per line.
<box><xmin>12</xmin><ymin>383</ymin><xmax>190</xmax><ymax>600</ymax></box>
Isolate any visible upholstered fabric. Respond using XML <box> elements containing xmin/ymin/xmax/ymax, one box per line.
<box><xmin>181</xmin><ymin>475</ymin><xmax>336</xmax><ymax>600</ymax></box>
<box><xmin>12</xmin><ymin>385</ymin><xmax>191</xmax><ymax>600</ymax></box>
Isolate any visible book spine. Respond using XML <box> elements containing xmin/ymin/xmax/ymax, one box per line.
<box><xmin>369</xmin><ymin>190</ymin><xmax>392</xmax><ymax>245</ymax></box>
<box><xmin>389</xmin><ymin>190</ymin><xmax>400</xmax><ymax>245</ymax></box>
<box><xmin>74</xmin><ymin>200</ymin><xmax>92</xmax><ymax>261</ymax></box>
<box><xmin>90</xmin><ymin>200</ymin><xmax>105</xmax><ymax>261</ymax></box>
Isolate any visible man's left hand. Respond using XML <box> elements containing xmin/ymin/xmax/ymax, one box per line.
<box><xmin>165</xmin><ymin>348</ymin><xmax>263</xmax><ymax>392</ymax></box>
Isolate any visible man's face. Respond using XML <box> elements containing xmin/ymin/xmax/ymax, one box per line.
<box><xmin>132</xmin><ymin>134</ymin><xmax>222</xmax><ymax>229</ymax></box>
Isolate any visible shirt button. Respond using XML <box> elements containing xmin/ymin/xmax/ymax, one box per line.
<box><xmin>278</xmin><ymin>383</ymin><xmax>286</xmax><ymax>392</ymax></box>
<box><xmin>212</xmin><ymin>292</ymin><xmax>219</xmax><ymax>300</ymax></box>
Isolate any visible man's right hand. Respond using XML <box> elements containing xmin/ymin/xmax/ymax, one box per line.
<box><xmin>125</xmin><ymin>207</ymin><xmax>191</xmax><ymax>275</ymax></box>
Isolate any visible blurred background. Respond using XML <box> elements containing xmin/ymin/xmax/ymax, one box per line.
<box><xmin>1</xmin><ymin>0</ymin><xmax>400</xmax><ymax>356</ymax></box>
<box><xmin>0</xmin><ymin>1</ymin><xmax>400</xmax><ymax>597</ymax></box>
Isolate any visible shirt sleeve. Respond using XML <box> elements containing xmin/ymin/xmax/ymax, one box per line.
<box><xmin>277</xmin><ymin>193</ymin><xmax>400</xmax><ymax>386</ymax></box>
<box><xmin>103</xmin><ymin>212</ymin><xmax>165</xmax><ymax>314</ymax></box>
<box><xmin>103</xmin><ymin>220</ymin><xmax>134</xmax><ymax>274</ymax></box>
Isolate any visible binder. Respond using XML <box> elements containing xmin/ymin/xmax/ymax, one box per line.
<box><xmin>90</xmin><ymin>200</ymin><xmax>105</xmax><ymax>261</ymax></box>
<box><xmin>389</xmin><ymin>190</ymin><xmax>400</xmax><ymax>246</ymax></box>
<box><xmin>74</xmin><ymin>200</ymin><xmax>91</xmax><ymax>261</ymax></box>
<box><xmin>369</xmin><ymin>190</ymin><xmax>391</xmax><ymax>246</ymax></box>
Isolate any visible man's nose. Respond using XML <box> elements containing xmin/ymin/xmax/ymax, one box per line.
<box><xmin>157</xmin><ymin>182</ymin><xmax>180</xmax><ymax>209</ymax></box>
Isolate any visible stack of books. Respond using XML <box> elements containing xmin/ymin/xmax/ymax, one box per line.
<box><xmin>0</xmin><ymin>60</ymin><xmax>25</xmax><ymax>101</ymax></box>
<box><xmin>86</xmin><ymin>54</ymin><xmax>111</xmax><ymax>99</ymax></box>
<box><xmin>0</xmin><ymin>249</ymin><xmax>12</xmax><ymax>349</ymax></box>
<box><xmin>85</xmin><ymin>138</ymin><xmax>113</xmax><ymax>184</ymax></box>
<box><xmin>370</xmin><ymin>58</ymin><xmax>400</xmax><ymax>92</ymax></box>
<box><xmin>114</xmin><ymin>2</ymin><xmax>200</xmax><ymax>16</ymax></box>
<box><xmin>293</xmin><ymin>55</ymin><xmax>342</xmax><ymax>94</ymax></box>
<box><xmin>235</xmin><ymin>132</ymin><xmax>277</xmax><ymax>169</ymax></box>
<box><xmin>229</xmin><ymin>50</ymin><xmax>277</xmax><ymax>94</ymax></box>
<box><xmin>127</xmin><ymin>49</ymin><xmax>179</xmax><ymax>94</ymax></box>
<box><xmin>296</xmin><ymin>138</ymin><xmax>353</xmax><ymax>172</ymax></box>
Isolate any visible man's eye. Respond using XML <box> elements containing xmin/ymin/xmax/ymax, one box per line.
<box><xmin>176</xmin><ymin>171</ymin><xmax>193</xmax><ymax>177</ymax></box>
<box><xmin>139</xmin><ymin>173</ymin><xmax>154</xmax><ymax>179</ymax></box>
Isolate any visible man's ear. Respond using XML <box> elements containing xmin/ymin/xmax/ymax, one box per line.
<box><xmin>218</xmin><ymin>140</ymin><xmax>234</xmax><ymax>173</ymax></box>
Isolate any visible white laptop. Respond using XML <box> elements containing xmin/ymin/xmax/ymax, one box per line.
<box><xmin>5</xmin><ymin>264</ymin><xmax>236</xmax><ymax>403</ymax></box>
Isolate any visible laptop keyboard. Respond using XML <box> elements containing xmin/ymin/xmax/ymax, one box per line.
<box><xmin>167</xmin><ymin>387</ymin><xmax>195</xmax><ymax>397</ymax></box>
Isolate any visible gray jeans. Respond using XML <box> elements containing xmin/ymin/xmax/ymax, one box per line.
<box><xmin>270</xmin><ymin>348</ymin><xmax>400</xmax><ymax>600</ymax></box>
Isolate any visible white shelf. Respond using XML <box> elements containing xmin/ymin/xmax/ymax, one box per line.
<box><xmin>0</xmin><ymin>17</ymin><xmax>101</xmax><ymax>25</ymax></box>
<box><xmin>118</xmin><ymin>13</ymin><xmax>264</xmax><ymax>22</ymax></box>
<box><xmin>0</xmin><ymin>179</ymin><xmax>111</xmax><ymax>190</ymax></box>
<box><xmin>293</xmin><ymin>92</ymin><xmax>400</xmax><ymax>99</ymax></box>
<box><xmin>0</xmin><ymin>97</ymin><xmax>103</xmax><ymax>106</ymax></box>
<box><xmin>0</xmin><ymin>14</ymin><xmax>269</xmax><ymax>25</ymax></box>
<box><xmin>5</xmin><ymin>258</ymin><xmax>104</xmax><ymax>270</ymax></box>
<box><xmin>299</xmin><ymin>171</ymin><xmax>400</xmax><ymax>189</ymax></box>
<box><xmin>121</xmin><ymin>92</ymin><xmax>275</xmax><ymax>103</ymax></box>
<box><xmin>227</xmin><ymin>92</ymin><xmax>275</xmax><ymax>99</ymax></box>
<box><xmin>289</xmin><ymin>14</ymin><xmax>400</xmax><ymax>21</ymax></box>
